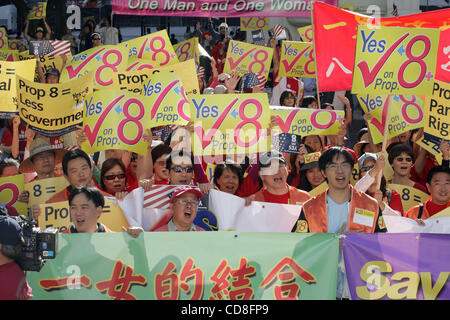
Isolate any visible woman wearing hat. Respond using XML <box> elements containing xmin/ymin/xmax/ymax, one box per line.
<box><xmin>287</xmin><ymin>147</ymin><xmax>326</xmax><ymax>193</ymax></box>
<box><xmin>24</xmin><ymin>16</ymin><xmax>52</xmax><ymax>44</ymax></box>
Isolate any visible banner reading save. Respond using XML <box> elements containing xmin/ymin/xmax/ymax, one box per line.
<box><xmin>27</xmin><ymin>232</ymin><xmax>338</xmax><ymax>300</ymax></box>
<box><xmin>38</xmin><ymin>198</ymin><xmax>130</xmax><ymax>233</ymax></box>
<box><xmin>352</xmin><ymin>26</ymin><xmax>440</xmax><ymax>96</ymax></box>
<box><xmin>82</xmin><ymin>72</ymin><xmax>191</xmax><ymax>154</ymax></box>
<box><xmin>190</xmin><ymin>93</ymin><xmax>270</xmax><ymax>156</ymax></box>
<box><xmin>17</xmin><ymin>73</ymin><xmax>94</xmax><ymax>137</ymax></box>
<box><xmin>424</xmin><ymin>80</ymin><xmax>449</xmax><ymax>140</ymax></box>
<box><xmin>270</xmin><ymin>106</ymin><xmax>345</xmax><ymax>137</ymax></box>
<box><xmin>114</xmin><ymin>59</ymin><xmax>200</xmax><ymax>95</ymax></box>
<box><xmin>278</xmin><ymin>41</ymin><xmax>315</xmax><ymax>78</ymax></box>
<box><xmin>60</xmin><ymin>45</ymin><xmax>129</xmax><ymax>89</ymax></box>
<box><xmin>240</xmin><ymin>17</ymin><xmax>270</xmax><ymax>31</ymax></box>
<box><xmin>343</xmin><ymin>233</ymin><xmax>450</xmax><ymax>300</ymax></box>
<box><xmin>0</xmin><ymin>59</ymin><xmax>37</xmax><ymax>115</ymax></box>
<box><xmin>173</xmin><ymin>37</ymin><xmax>199</xmax><ymax>63</ymax></box>
<box><xmin>120</xmin><ymin>30</ymin><xmax>178</xmax><ymax>67</ymax></box>
<box><xmin>223</xmin><ymin>40</ymin><xmax>273</xmax><ymax>80</ymax></box>
<box><xmin>357</xmin><ymin>94</ymin><xmax>425</xmax><ymax>144</ymax></box>
<box><xmin>0</xmin><ymin>174</ymin><xmax>27</xmax><ymax>216</ymax></box>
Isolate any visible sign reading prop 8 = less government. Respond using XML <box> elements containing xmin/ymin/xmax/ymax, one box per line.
<box><xmin>16</xmin><ymin>73</ymin><xmax>94</xmax><ymax>137</ymax></box>
<box><xmin>352</xmin><ymin>25</ymin><xmax>440</xmax><ymax>96</ymax></box>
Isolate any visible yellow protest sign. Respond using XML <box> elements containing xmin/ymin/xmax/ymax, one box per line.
<box><xmin>0</xmin><ymin>174</ymin><xmax>27</xmax><ymax>216</ymax></box>
<box><xmin>278</xmin><ymin>41</ymin><xmax>315</xmax><ymax>78</ymax></box>
<box><xmin>223</xmin><ymin>40</ymin><xmax>273</xmax><ymax>80</ymax></box>
<box><xmin>27</xmin><ymin>1</ymin><xmax>47</xmax><ymax>20</ymax></box>
<box><xmin>114</xmin><ymin>59</ymin><xmax>200</xmax><ymax>96</ymax></box>
<box><xmin>387</xmin><ymin>184</ymin><xmax>429</xmax><ymax>213</ymax></box>
<box><xmin>82</xmin><ymin>73</ymin><xmax>191</xmax><ymax>154</ymax></box>
<box><xmin>190</xmin><ymin>93</ymin><xmax>271</xmax><ymax>156</ymax></box>
<box><xmin>38</xmin><ymin>198</ymin><xmax>129</xmax><ymax>232</ymax></box>
<box><xmin>416</xmin><ymin>134</ymin><xmax>444</xmax><ymax>165</ymax></box>
<box><xmin>424</xmin><ymin>80</ymin><xmax>449</xmax><ymax>140</ymax></box>
<box><xmin>173</xmin><ymin>37</ymin><xmax>199</xmax><ymax>63</ymax></box>
<box><xmin>352</xmin><ymin>26</ymin><xmax>440</xmax><ymax>96</ymax></box>
<box><xmin>8</xmin><ymin>39</ymin><xmax>26</xmax><ymax>51</ymax></box>
<box><xmin>240</xmin><ymin>17</ymin><xmax>270</xmax><ymax>31</ymax></box>
<box><xmin>351</xmin><ymin>162</ymin><xmax>360</xmax><ymax>186</ymax></box>
<box><xmin>206</xmin><ymin>164</ymin><xmax>216</xmax><ymax>183</ymax></box>
<box><xmin>18</xmin><ymin>53</ymin><xmax>65</xmax><ymax>82</ymax></box>
<box><xmin>357</xmin><ymin>94</ymin><xmax>425</xmax><ymax>144</ymax></box>
<box><xmin>0</xmin><ymin>59</ymin><xmax>37</xmax><ymax>114</ymax></box>
<box><xmin>270</xmin><ymin>106</ymin><xmax>345</xmax><ymax>137</ymax></box>
<box><xmin>60</xmin><ymin>45</ymin><xmax>129</xmax><ymax>89</ymax></box>
<box><xmin>120</xmin><ymin>30</ymin><xmax>178</xmax><ymax>68</ymax></box>
<box><xmin>0</xmin><ymin>49</ymin><xmax>18</xmax><ymax>61</ymax></box>
<box><xmin>309</xmin><ymin>182</ymin><xmax>328</xmax><ymax>197</ymax></box>
<box><xmin>297</xmin><ymin>25</ymin><xmax>313</xmax><ymax>42</ymax></box>
<box><xmin>430</xmin><ymin>206</ymin><xmax>450</xmax><ymax>219</ymax></box>
<box><xmin>0</xmin><ymin>27</ymin><xmax>7</xmax><ymax>50</ymax></box>
<box><xmin>17</xmin><ymin>72</ymin><xmax>93</xmax><ymax>136</ymax></box>
<box><xmin>25</xmin><ymin>176</ymin><xmax>69</xmax><ymax>206</ymax></box>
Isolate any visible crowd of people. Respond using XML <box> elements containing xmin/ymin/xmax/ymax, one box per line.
<box><xmin>0</xmin><ymin>13</ymin><xmax>449</xmax><ymax>301</ymax></box>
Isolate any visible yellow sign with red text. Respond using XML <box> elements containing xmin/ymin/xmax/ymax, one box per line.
<box><xmin>240</xmin><ymin>17</ymin><xmax>270</xmax><ymax>31</ymax></box>
<box><xmin>0</xmin><ymin>174</ymin><xmax>27</xmax><ymax>216</ymax></box>
<box><xmin>279</xmin><ymin>41</ymin><xmax>315</xmax><ymax>78</ymax></box>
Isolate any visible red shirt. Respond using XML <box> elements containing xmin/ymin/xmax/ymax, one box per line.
<box><xmin>262</xmin><ymin>189</ymin><xmax>290</xmax><ymax>204</ymax></box>
<box><xmin>426</xmin><ymin>199</ymin><xmax>450</xmax><ymax>217</ymax></box>
<box><xmin>0</xmin><ymin>261</ymin><xmax>32</xmax><ymax>300</ymax></box>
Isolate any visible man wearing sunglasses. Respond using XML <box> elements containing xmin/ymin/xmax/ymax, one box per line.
<box><xmin>166</xmin><ymin>150</ymin><xmax>195</xmax><ymax>186</ymax></box>
<box><xmin>91</xmin><ymin>32</ymin><xmax>102</xmax><ymax>47</ymax></box>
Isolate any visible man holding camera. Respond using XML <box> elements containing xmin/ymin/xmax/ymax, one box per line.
<box><xmin>0</xmin><ymin>215</ymin><xmax>33</xmax><ymax>300</ymax></box>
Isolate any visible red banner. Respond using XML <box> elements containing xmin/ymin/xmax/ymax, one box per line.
<box><xmin>313</xmin><ymin>2</ymin><xmax>450</xmax><ymax>92</ymax></box>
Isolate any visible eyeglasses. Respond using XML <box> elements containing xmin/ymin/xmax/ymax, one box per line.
<box><xmin>326</xmin><ymin>162</ymin><xmax>352</xmax><ymax>171</ymax></box>
<box><xmin>104</xmin><ymin>173</ymin><xmax>126</xmax><ymax>180</ymax></box>
<box><xmin>360</xmin><ymin>165</ymin><xmax>374</xmax><ymax>173</ymax></box>
<box><xmin>171</xmin><ymin>165</ymin><xmax>194</xmax><ymax>173</ymax></box>
<box><xmin>176</xmin><ymin>199</ymin><xmax>199</xmax><ymax>207</ymax></box>
<box><xmin>395</xmin><ymin>157</ymin><xmax>413</xmax><ymax>162</ymax></box>
<box><xmin>92</xmin><ymin>38</ymin><xmax>101</xmax><ymax>41</ymax></box>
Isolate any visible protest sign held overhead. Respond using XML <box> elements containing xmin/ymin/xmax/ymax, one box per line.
<box><xmin>240</xmin><ymin>17</ymin><xmax>270</xmax><ymax>31</ymax></box>
<box><xmin>278</xmin><ymin>41</ymin><xmax>315</xmax><ymax>78</ymax></box>
<box><xmin>0</xmin><ymin>174</ymin><xmax>27</xmax><ymax>216</ymax></box>
<box><xmin>173</xmin><ymin>37</ymin><xmax>199</xmax><ymax>63</ymax></box>
<box><xmin>16</xmin><ymin>73</ymin><xmax>93</xmax><ymax>137</ymax></box>
<box><xmin>424</xmin><ymin>80</ymin><xmax>449</xmax><ymax>140</ymax></box>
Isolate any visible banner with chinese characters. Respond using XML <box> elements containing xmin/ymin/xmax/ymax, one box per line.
<box><xmin>357</xmin><ymin>94</ymin><xmax>425</xmax><ymax>144</ymax></box>
<box><xmin>223</xmin><ymin>40</ymin><xmax>273</xmax><ymax>80</ymax></box>
<box><xmin>0</xmin><ymin>59</ymin><xmax>37</xmax><ymax>115</ymax></box>
<box><xmin>190</xmin><ymin>93</ymin><xmax>271</xmax><ymax>156</ymax></box>
<box><xmin>278</xmin><ymin>41</ymin><xmax>315</xmax><ymax>78</ymax></box>
<box><xmin>240</xmin><ymin>17</ymin><xmax>270</xmax><ymax>31</ymax></box>
<box><xmin>270</xmin><ymin>106</ymin><xmax>345</xmax><ymax>137</ymax></box>
<box><xmin>352</xmin><ymin>26</ymin><xmax>439</xmax><ymax>96</ymax></box>
<box><xmin>114</xmin><ymin>59</ymin><xmax>200</xmax><ymax>96</ymax></box>
<box><xmin>120</xmin><ymin>30</ymin><xmax>178</xmax><ymax>68</ymax></box>
<box><xmin>37</xmin><ymin>198</ymin><xmax>130</xmax><ymax>233</ymax></box>
<box><xmin>16</xmin><ymin>73</ymin><xmax>93</xmax><ymax>137</ymax></box>
<box><xmin>60</xmin><ymin>45</ymin><xmax>129</xmax><ymax>89</ymax></box>
<box><xmin>343</xmin><ymin>233</ymin><xmax>450</xmax><ymax>300</ymax></box>
<box><xmin>297</xmin><ymin>25</ymin><xmax>313</xmax><ymax>42</ymax></box>
<box><xmin>0</xmin><ymin>174</ymin><xmax>27</xmax><ymax>216</ymax></box>
<box><xmin>27</xmin><ymin>232</ymin><xmax>338</xmax><ymax>300</ymax></box>
<box><xmin>173</xmin><ymin>37</ymin><xmax>199</xmax><ymax>63</ymax></box>
<box><xmin>313</xmin><ymin>2</ymin><xmax>449</xmax><ymax>92</ymax></box>
<box><xmin>424</xmin><ymin>80</ymin><xmax>449</xmax><ymax>140</ymax></box>
<box><xmin>82</xmin><ymin>72</ymin><xmax>191</xmax><ymax>155</ymax></box>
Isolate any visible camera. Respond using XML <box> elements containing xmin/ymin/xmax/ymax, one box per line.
<box><xmin>0</xmin><ymin>207</ymin><xmax>58</xmax><ymax>272</ymax></box>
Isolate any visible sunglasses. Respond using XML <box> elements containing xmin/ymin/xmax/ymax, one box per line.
<box><xmin>171</xmin><ymin>165</ymin><xmax>194</xmax><ymax>173</ymax></box>
<box><xmin>176</xmin><ymin>199</ymin><xmax>199</xmax><ymax>207</ymax></box>
<box><xmin>92</xmin><ymin>38</ymin><xmax>101</xmax><ymax>40</ymax></box>
<box><xmin>360</xmin><ymin>165</ymin><xmax>374</xmax><ymax>173</ymax></box>
<box><xmin>104</xmin><ymin>173</ymin><xmax>126</xmax><ymax>181</ymax></box>
<box><xmin>395</xmin><ymin>157</ymin><xmax>413</xmax><ymax>162</ymax></box>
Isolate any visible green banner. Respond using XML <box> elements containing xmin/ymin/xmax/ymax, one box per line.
<box><xmin>27</xmin><ymin>232</ymin><xmax>338</xmax><ymax>300</ymax></box>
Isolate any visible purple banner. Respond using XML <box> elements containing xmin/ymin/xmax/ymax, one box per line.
<box><xmin>343</xmin><ymin>233</ymin><xmax>450</xmax><ymax>300</ymax></box>
<box><xmin>113</xmin><ymin>0</ymin><xmax>338</xmax><ymax>18</ymax></box>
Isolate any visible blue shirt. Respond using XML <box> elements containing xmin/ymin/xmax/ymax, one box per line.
<box><xmin>326</xmin><ymin>196</ymin><xmax>349</xmax><ymax>233</ymax></box>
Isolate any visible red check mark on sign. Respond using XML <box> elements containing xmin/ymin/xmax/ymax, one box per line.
<box><xmin>369</xmin><ymin>96</ymin><xmax>390</xmax><ymax>134</ymax></box>
<box><xmin>194</xmin><ymin>98</ymin><xmax>239</xmax><ymax>149</ymax></box>
<box><xmin>281</xmin><ymin>46</ymin><xmax>310</xmax><ymax>73</ymax></box>
<box><xmin>84</xmin><ymin>94</ymin><xmax>125</xmax><ymax>146</ymax></box>
<box><xmin>66</xmin><ymin>48</ymin><xmax>106</xmax><ymax>79</ymax></box>
<box><xmin>273</xmin><ymin>109</ymin><xmax>300</xmax><ymax>133</ymax></box>
<box><xmin>356</xmin><ymin>33</ymin><xmax>409</xmax><ymax>87</ymax></box>
<box><xmin>151</xmin><ymin>80</ymin><xmax>179</xmax><ymax>119</ymax></box>
<box><xmin>241</xmin><ymin>18</ymin><xmax>253</xmax><ymax>29</ymax></box>
<box><xmin>227</xmin><ymin>48</ymin><xmax>256</xmax><ymax>70</ymax></box>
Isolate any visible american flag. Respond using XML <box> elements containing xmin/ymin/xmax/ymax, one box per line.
<box><xmin>47</xmin><ymin>40</ymin><xmax>71</xmax><ymax>56</ymax></box>
<box><xmin>143</xmin><ymin>185</ymin><xmax>179</xmax><ymax>209</ymax></box>
<box><xmin>256</xmin><ymin>74</ymin><xmax>267</xmax><ymax>90</ymax></box>
<box><xmin>392</xmin><ymin>4</ymin><xmax>398</xmax><ymax>17</ymax></box>
<box><xmin>272</xmin><ymin>24</ymin><xmax>287</xmax><ymax>40</ymax></box>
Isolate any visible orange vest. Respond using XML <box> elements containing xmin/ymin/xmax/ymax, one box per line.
<box><xmin>253</xmin><ymin>184</ymin><xmax>311</xmax><ymax>205</ymax></box>
<box><xmin>405</xmin><ymin>200</ymin><xmax>450</xmax><ymax>220</ymax></box>
<box><xmin>301</xmin><ymin>186</ymin><xmax>380</xmax><ymax>233</ymax></box>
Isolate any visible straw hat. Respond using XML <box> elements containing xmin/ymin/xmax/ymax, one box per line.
<box><xmin>353</xmin><ymin>133</ymin><xmax>370</xmax><ymax>158</ymax></box>
<box><xmin>19</xmin><ymin>138</ymin><xmax>67</xmax><ymax>173</ymax></box>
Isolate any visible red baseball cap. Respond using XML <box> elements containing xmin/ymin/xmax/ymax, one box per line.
<box><xmin>170</xmin><ymin>186</ymin><xmax>203</xmax><ymax>203</ymax></box>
